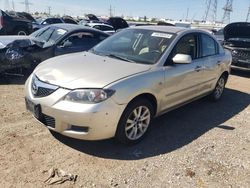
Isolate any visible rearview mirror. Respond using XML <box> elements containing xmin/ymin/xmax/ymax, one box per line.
<box><xmin>172</xmin><ymin>54</ymin><xmax>192</xmax><ymax>64</ymax></box>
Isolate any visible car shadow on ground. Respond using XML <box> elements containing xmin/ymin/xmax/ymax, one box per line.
<box><xmin>231</xmin><ymin>69</ymin><xmax>250</xmax><ymax>78</ymax></box>
<box><xmin>52</xmin><ymin>88</ymin><xmax>250</xmax><ymax>160</ymax></box>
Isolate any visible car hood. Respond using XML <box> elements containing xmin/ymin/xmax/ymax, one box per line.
<box><xmin>224</xmin><ymin>22</ymin><xmax>250</xmax><ymax>41</ymax></box>
<box><xmin>0</xmin><ymin>36</ymin><xmax>32</xmax><ymax>49</ymax></box>
<box><xmin>34</xmin><ymin>52</ymin><xmax>152</xmax><ymax>89</ymax></box>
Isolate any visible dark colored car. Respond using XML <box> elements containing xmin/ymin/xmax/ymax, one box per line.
<box><xmin>33</xmin><ymin>18</ymin><xmax>64</xmax><ymax>31</ymax></box>
<box><xmin>214</xmin><ymin>28</ymin><xmax>224</xmax><ymax>44</ymax></box>
<box><xmin>62</xmin><ymin>16</ymin><xmax>78</xmax><ymax>24</ymax></box>
<box><xmin>106</xmin><ymin>17</ymin><xmax>128</xmax><ymax>31</ymax></box>
<box><xmin>223</xmin><ymin>22</ymin><xmax>250</xmax><ymax>71</ymax></box>
<box><xmin>0</xmin><ymin>24</ymin><xmax>109</xmax><ymax>74</ymax></box>
<box><xmin>0</xmin><ymin>9</ymin><xmax>33</xmax><ymax>35</ymax></box>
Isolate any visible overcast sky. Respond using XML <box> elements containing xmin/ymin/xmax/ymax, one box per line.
<box><xmin>1</xmin><ymin>0</ymin><xmax>249</xmax><ymax>22</ymax></box>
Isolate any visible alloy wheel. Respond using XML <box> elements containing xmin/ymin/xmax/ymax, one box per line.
<box><xmin>125</xmin><ymin>106</ymin><xmax>151</xmax><ymax>140</ymax></box>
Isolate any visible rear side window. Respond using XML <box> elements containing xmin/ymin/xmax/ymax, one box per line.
<box><xmin>201</xmin><ymin>34</ymin><xmax>217</xmax><ymax>57</ymax></box>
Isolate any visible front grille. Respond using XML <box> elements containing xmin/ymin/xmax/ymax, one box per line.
<box><xmin>232</xmin><ymin>50</ymin><xmax>250</xmax><ymax>60</ymax></box>
<box><xmin>31</xmin><ymin>75</ymin><xmax>58</xmax><ymax>98</ymax></box>
<box><xmin>36</xmin><ymin>87</ymin><xmax>56</xmax><ymax>97</ymax></box>
<box><xmin>42</xmin><ymin>114</ymin><xmax>55</xmax><ymax>128</ymax></box>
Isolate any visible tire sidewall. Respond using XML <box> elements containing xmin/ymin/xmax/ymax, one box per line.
<box><xmin>211</xmin><ymin>75</ymin><xmax>226</xmax><ymax>101</ymax></box>
<box><xmin>115</xmin><ymin>99</ymin><xmax>154</xmax><ymax>145</ymax></box>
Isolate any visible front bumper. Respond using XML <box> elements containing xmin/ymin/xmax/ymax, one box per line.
<box><xmin>231</xmin><ymin>59</ymin><xmax>250</xmax><ymax>71</ymax></box>
<box><xmin>25</xmin><ymin>76</ymin><xmax>127</xmax><ymax>140</ymax></box>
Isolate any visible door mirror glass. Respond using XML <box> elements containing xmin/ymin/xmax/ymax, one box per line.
<box><xmin>172</xmin><ymin>54</ymin><xmax>192</xmax><ymax>64</ymax></box>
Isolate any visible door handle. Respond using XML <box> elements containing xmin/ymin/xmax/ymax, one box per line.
<box><xmin>194</xmin><ymin>65</ymin><xmax>203</xmax><ymax>72</ymax></box>
<box><xmin>217</xmin><ymin>61</ymin><xmax>222</xmax><ymax>66</ymax></box>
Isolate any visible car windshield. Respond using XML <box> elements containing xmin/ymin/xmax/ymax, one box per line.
<box><xmin>30</xmin><ymin>26</ymin><xmax>67</xmax><ymax>47</ymax></box>
<box><xmin>91</xmin><ymin>28</ymin><xmax>175</xmax><ymax>65</ymax></box>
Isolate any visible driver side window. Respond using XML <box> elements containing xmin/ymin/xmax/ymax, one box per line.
<box><xmin>174</xmin><ymin>34</ymin><xmax>197</xmax><ymax>60</ymax></box>
<box><xmin>61</xmin><ymin>32</ymin><xmax>98</xmax><ymax>48</ymax></box>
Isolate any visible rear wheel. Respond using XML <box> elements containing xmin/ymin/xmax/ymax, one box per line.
<box><xmin>209</xmin><ymin>75</ymin><xmax>226</xmax><ymax>101</ymax></box>
<box><xmin>115</xmin><ymin>99</ymin><xmax>154</xmax><ymax>145</ymax></box>
<box><xmin>14</xmin><ymin>28</ymin><xmax>28</xmax><ymax>35</ymax></box>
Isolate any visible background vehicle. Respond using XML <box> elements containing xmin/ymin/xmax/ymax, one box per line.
<box><xmin>223</xmin><ymin>22</ymin><xmax>250</xmax><ymax>71</ymax></box>
<box><xmin>0</xmin><ymin>24</ymin><xmax>109</xmax><ymax>74</ymax></box>
<box><xmin>86</xmin><ymin>23</ymin><xmax>115</xmax><ymax>35</ymax></box>
<box><xmin>214</xmin><ymin>28</ymin><xmax>224</xmax><ymax>43</ymax></box>
<box><xmin>25</xmin><ymin>26</ymin><xmax>231</xmax><ymax>144</ymax></box>
<box><xmin>33</xmin><ymin>17</ymin><xmax>64</xmax><ymax>31</ymax></box>
<box><xmin>106</xmin><ymin>17</ymin><xmax>129</xmax><ymax>31</ymax></box>
<box><xmin>0</xmin><ymin>9</ymin><xmax>33</xmax><ymax>35</ymax></box>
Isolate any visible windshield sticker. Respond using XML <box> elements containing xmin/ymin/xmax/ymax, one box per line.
<box><xmin>57</xmin><ymin>29</ymin><xmax>67</xmax><ymax>35</ymax></box>
<box><xmin>151</xmin><ymin>32</ymin><xmax>172</xmax><ymax>39</ymax></box>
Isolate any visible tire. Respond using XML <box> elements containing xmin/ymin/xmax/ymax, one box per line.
<box><xmin>14</xmin><ymin>28</ymin><xmax>28</xmax><ymax>36</ymax></box>
<box><xmin>209</xmin><ymin>75</ymin><xmax>226</xmax><ymax>101</ymax></box>
<box><xmin>115</xmin><ymin>98</ymin><xmax>154</xmax><ymax>145</ymax></box>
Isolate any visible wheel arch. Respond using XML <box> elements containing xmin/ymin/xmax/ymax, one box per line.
<box><xmin>126</xmin><ymin>93</ymin><xmax>158</xmax><ymax>116</ymax></box>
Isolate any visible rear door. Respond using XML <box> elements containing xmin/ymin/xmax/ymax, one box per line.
<box><xmin>199</xmin><ymin>33</ymin><xmax>223</xmax><ymax>93</ymax></box>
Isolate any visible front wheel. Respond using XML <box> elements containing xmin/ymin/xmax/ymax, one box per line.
<box><xmin>115</xmin><ymin>99</ymin><xmax>154</xmax><ymax>145</ymax></box>
<box><xmin>209</xmin><ymin>75</ymin><xmax>226</xmax><ymax>101</ymax></box>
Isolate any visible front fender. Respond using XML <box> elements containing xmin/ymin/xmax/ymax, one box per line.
<box><xmin>106</xmin><ymin>68</ymin><xmax>165</xmax><ymax>111</ymax></box>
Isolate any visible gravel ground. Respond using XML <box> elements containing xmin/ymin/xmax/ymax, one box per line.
<box><xmin>0</xmin><ymin>70</ymin><xmax>249</xmax><ymax>188</ymax></box>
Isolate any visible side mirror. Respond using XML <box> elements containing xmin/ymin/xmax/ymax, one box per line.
<box><xmin>172</xmin><ymin>54</ymin><xmax>192</xmax><ymax>64</ymax></box>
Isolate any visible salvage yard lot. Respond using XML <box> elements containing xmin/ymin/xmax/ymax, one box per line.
<box><xmin>0</xmin><ymin>71</ymin><xmax>249</xmax><ymax>187</ymax></box>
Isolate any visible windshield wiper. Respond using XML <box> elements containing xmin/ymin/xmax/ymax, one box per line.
<box><xmin>106</xmin><ymin>54</ymin><xmax>136</xmax><ymax>63</ymax></box>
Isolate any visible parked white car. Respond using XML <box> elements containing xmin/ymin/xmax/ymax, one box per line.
<box><xmin>25</xmin><ymin>26</ymin><xmax>232</xmax><ymax>144</ymax></box>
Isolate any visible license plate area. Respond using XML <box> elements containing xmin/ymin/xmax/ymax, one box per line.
<box><xmin>25</xmin><ymin>98</ymin><xmax>42</xmax><ymax>120</ymax></box>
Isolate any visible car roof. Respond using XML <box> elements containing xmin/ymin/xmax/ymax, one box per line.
<box><xmin>131</xmin><ymin>25</ymin><xmax>187</xmax><ymax>34</ymax></box>
<box><xmin>49</xmin><ymin>23</ymin><xmax>109</xmax><ymax>34</ymax></box>
<box><xmin>87</xmin><ymin>23</ymin><xmax>114</xmax><ymax>28</ymax></box>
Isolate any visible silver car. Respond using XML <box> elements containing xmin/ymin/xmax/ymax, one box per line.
<box><xmin>25</xmin><ymin>26</ymin><xmax>232</xmax><ymax>144</ymax></box>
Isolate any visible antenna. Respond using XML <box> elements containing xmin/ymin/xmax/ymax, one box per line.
<box><xmin>222</xmin><ymin>0</ymin><xmax>233</xmax><ymax>24</ymax></box>
<box><xmin>203</xmin><ymin>0</ymin><xmax>217</xmax><ymax>22</ymax></box>
<box><xmin>20</xmin><ymin>0</ymin><xmax>33</xmax><ymax>13</ymax></box>
<box><xmin>246</xmin><ymin>7</ymin><xmax>250</xmax><ymax>22</ymax></box>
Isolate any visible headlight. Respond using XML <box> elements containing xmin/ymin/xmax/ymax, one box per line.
<box><xmin>64</xmin><ymin>89</ymin><xmax>115</xmax><ymax>103</ymax></box>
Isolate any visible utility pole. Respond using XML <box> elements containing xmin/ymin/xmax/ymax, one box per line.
<box><xmin>48</xmin><ymin>6</ymin><xmax>51</xmax><ymax>16</ymax></box>
<box><xmin>108</xmin><ymin>4</ymin><xmax>113</xmax><ymax>17</ymax></box>
<box><xmin>204</xmin><ymin>0</ymin><xmax>212</xmax><ymax>21</ymax></box>
<box><xmin>246</xmin><ymin>7</ymin><xmax>250</xmax><ymax>22</ymax></box>
<box><xmin>203</xmin><ymin>0</ymin><xmax>217</xmax><ymax>23</ymax></box>
<box><xmin>222</xmin><ymin>0</ymin><xmax>233</xmax><ymax>24</ymax></box>
<box><xmin>186</xmin><ymin>8</ymin><xmax>189</xmax><ymax>21</ymax></box>
<box><xmin>20</xmin><ymin>0</ymin><xmax>32</xmax><ymax>13</ymax></box>
<box><xmin>11</xmin><ymin>0</ymin><xmax>15</xmax><ymax>11</ymax></box>
<box><xmin>212</xmin><ymin>0</ymin><xmax>217</xmax><ymax>23</ymax></box>
<box><xmin>4</xmin><ymin>0</ymin><xmax>10</xmax><ymax>11</ymax></box>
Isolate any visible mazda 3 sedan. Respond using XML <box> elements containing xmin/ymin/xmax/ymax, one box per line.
<box><xmin>25</xmin><ymin>26</ymin><xmax>231</xmax><ymax>144</ymax></box>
